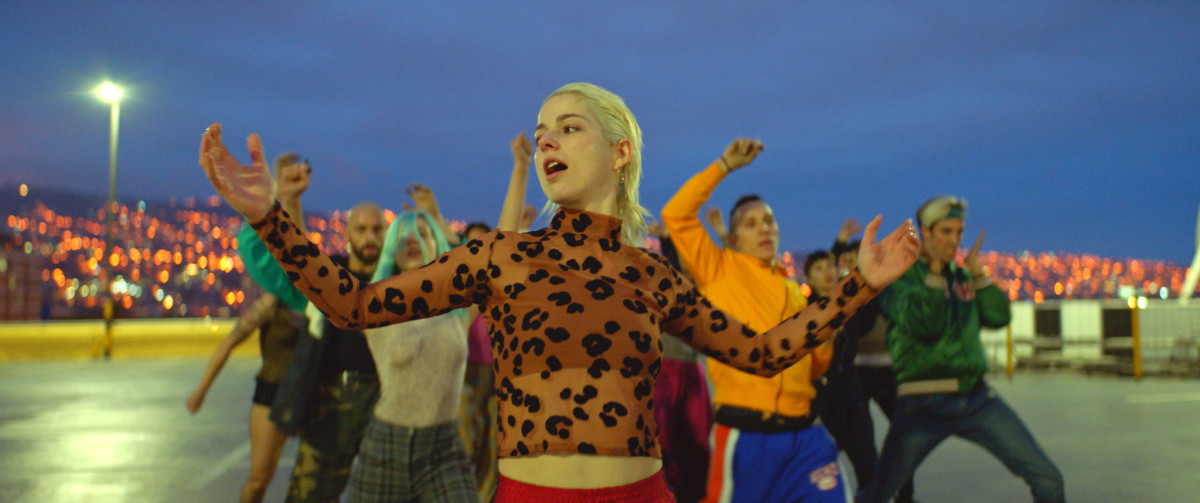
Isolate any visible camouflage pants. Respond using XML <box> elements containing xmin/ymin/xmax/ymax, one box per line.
<box><xmin>285</xmin><ymin>378</ymin><xmax>380</xmax><ymax>503</ymax></box>
<box><xmin>458</xmin><ymin>384</ymin><xmax>497</xmax><ymax>502</ymax></box>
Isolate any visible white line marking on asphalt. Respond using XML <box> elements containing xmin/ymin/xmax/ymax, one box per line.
<box><xmin>1127</xmin><ymin>392</ymin><xmax>1200</xmax><ymax>404</ymax></box>
<box><xmin>191</xmin><ymin>441</ymin><xmax>251</xmax><ymax>489</ymax></box>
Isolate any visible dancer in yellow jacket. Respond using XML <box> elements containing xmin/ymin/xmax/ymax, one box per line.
<box><xmin>662</xmin><ymin>139</ymin><xmax>845</xmax><ymax>503</ymax></box>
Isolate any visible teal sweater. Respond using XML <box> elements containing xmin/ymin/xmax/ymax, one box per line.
<box><xmin>237</xmin><ymin>224</ymin><xmax>309</xmax><ymax>312</ymax></box>
<box><xmin>880</xmin><ymin>259</ymin><xmax>1011</xmax><ymax>392</ymax></box>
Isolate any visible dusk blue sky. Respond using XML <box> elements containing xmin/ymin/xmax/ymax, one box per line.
<box><xmin>2</xmin><ymin>2</ymin><xmax>1197</xmax><ymax>263</ymax></box>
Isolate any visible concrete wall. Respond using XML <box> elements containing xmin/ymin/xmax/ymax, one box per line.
<box><xmin>981</xmin><ymin>301</ymin><xmax>1031</xmax><ymax>368</ymax></box>
<box><xmin>973</xmin><ymin>299</ymin><xmax>1200</xmax><ymax>368</ymax></box>
<box><xmin>1139</xmin><ymin>301</ymin><xmax>1200</xmax><ymax>361</ymax></box>
<box><xmin>0</xmin><ymin>318</ymin><xmax>259</xmax><ymax>361</ymax></box>
<box><xmin>5</xmin><ymin>300</ymin><xmax>1197</xmax><ymax>364</ymax></box>
<box><xmin>1061</xmin><ymin>300</ymin><xmax>1103</xmax><ymax>359</ymax></box>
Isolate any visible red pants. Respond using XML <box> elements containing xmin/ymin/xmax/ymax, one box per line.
<box><xmin>495</xmin><ymin>471</ymin><xmax>675</xmax><ymax>503</ymax></box>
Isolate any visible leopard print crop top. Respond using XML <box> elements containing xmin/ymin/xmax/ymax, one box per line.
<box><xmin>250</xmin><ymin>203</ymin><xmax>877</xmax><ymax>458</ymax></box>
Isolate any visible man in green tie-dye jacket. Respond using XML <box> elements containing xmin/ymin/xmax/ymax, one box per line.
<box><xmin>857</xmin><ymin>196</ymin><xmax>1064</xmax><ymax>503</ymax></box>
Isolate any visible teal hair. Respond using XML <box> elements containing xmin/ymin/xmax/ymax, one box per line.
<box><xmin>373</xmin><ymin>210</ymin><xmax>468</xmax><ymax>321</ymax></box>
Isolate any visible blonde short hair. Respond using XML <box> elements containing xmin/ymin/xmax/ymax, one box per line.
<box><xmin>542</xmin><ymin>82</ymin><xmax>648</xmax><ymax>246</ymax></box>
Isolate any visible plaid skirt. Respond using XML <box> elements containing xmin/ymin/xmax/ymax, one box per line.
<box><xmin>345</xmin><ymin>417</ymin><xmax>478</xmax><ymax>503</ymax></box>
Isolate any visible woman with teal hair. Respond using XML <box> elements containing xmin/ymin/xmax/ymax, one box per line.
<box><xmin>239</xmin><ymin>200</ymin><xmax>477</xmax><ymax>502</ymax></box>
<box><xmin>373</xmin><ymin>210</ymin><xmax>460</xmax><ymax>282</ymax></box>
<box><xmin>343</xmin><ymin>207</ymin><xmax>478</xmax><ymax>502</ymax></box>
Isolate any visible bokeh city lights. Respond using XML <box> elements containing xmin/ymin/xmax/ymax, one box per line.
<box><xmin>2</xmin><ymin>188</ymin><xmax>1192</xmax><ymax>321</ymax></box>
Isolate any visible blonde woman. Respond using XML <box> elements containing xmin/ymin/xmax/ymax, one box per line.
<box><xmin>199</xmin><ymin>82</ymin><xmax>920</xmax><ymax>502</ymax></box>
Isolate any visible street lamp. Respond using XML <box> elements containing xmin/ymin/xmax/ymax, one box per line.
<box><xmin>94</xmin><ymin>82</ymin><xmax>122</xmax><ymax>359</ymax></box>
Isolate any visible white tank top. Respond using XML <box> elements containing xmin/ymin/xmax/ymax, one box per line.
<box><xmin>365</xmin><ymin>312</ymin><xmax>469</xmax><ymax>426</ymax></box>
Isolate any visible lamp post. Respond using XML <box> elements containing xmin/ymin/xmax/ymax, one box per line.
<box><xmin>94</xmin><ymin>82</ymin><xmax>122</xmax><ymax>359</ymax></box>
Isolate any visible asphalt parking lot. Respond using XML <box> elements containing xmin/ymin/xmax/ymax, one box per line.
<box><xmin>2</xmin><ymin>357</ymin><xmax>1197</xmax><ymax>502</ymax></box>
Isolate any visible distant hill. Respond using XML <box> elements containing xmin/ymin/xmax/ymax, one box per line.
<box><xmin>0</xmin><ymin>183</ymin><xmax>329</xmax><ymax>221</ymax></box>
<box><xmin>0</xmin><ymin>183</ymin><xmax>119</xmax><ymax>217</ymax></box>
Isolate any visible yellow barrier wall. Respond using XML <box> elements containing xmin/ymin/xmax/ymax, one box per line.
<box><xmin>0</xmin><ymin>318</ymin><xmax>261</xmax><ymax>361</ymax></box>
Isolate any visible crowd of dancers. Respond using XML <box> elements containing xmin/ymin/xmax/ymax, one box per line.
<box><xmin>189</xmin><ymin>82</ymin><xmax>1064</xmax><ymax>503</ymax></box>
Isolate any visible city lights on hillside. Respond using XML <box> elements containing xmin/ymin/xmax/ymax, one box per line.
<box><xmin>2</xmin><ymin>196</ymin><xmax>1193</xmax><ymax>321</ymax></box>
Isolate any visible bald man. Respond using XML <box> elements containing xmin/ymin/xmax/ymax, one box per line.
<box><xmin>241</xmin><ymin>197</ymin><xmax>388</xmax><ymax>503</ymax></box>
<box><xmin>280</xmin><ymin>201</ymin><xmax>385</xmax><ymax>503</ymax></box>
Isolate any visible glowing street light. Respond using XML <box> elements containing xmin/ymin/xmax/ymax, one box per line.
<box><xmin>94</xmin><ymin>81</ymin><xmax>123</xmax><ymax>359</ymax></box>
<box><xmin>95</xmin><ymin>82</ymin><xmax>124</xmax><ymax>103</ymax></box>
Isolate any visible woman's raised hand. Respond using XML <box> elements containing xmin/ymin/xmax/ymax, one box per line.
<box><xmin>199</xmin><ymin>123</ymin><xmax>276</xmax><ymax>223</ymax></box>
<box><xmin>856</xmin><ymin>215</ymin><xmax>921</xmax><ymax>289</ymax></box>
<box><xmin>406</xmin><ymin>183</ymin><xmax>442</xmax><ymax>218</ymax></box>
<box><xmin>718</xmin><ymin>138</ymin><xmax>764</xmax><ymax>172</ymax></box>
<box><xmin>511</xmin><ymin>131</ymin><xmax>533</xmax><ymax>170</ymax></box>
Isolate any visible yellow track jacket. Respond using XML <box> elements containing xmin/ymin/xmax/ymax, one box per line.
<box><xmin>661</xmin><ymin>162</ymin><xmax>831</xmax><ymax>418</ymax></box>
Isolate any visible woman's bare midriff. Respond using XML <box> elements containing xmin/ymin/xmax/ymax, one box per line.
<box><xmin>499</xmin><ymin>453</ymin><xmax>663</xmax><ymax>488</ymax></box>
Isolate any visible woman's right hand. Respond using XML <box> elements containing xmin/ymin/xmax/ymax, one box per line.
<box><xmin>199</xmin><ymin>123</ymin><xmax>276</xmax><ymax>223</ymax></box>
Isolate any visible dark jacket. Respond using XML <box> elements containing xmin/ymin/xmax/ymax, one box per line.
<box><xmin>880</xmin><ymin>259</ymin><xmax>1011</xmax><ymax>392</ymax></box>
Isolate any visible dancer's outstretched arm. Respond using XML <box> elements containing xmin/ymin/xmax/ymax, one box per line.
<box><xmin>200</xmin><ymin>124</ymin><xmax>488</xmax><ymax>330</ymax></box>
<box><xmin>187</xmin><ymin>293</ymin><xmax>278</xmax><ymax>413</ymax></box>
<box><xmin>667</xmin><ymin>215</ymin><xmax>920</xmax><ymax>375</ymax></box>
